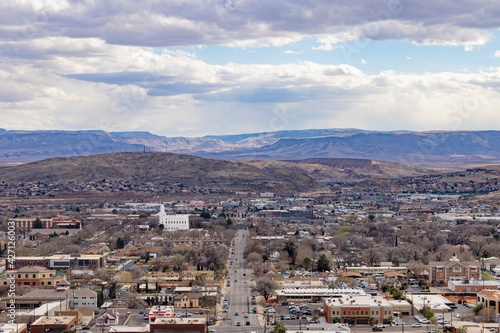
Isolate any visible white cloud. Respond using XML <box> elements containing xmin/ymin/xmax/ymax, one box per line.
<box><xmin>406</xmin><ymin>56</ymin><xmax>412</xmax><ymax>60</ymax></box>
<box><xmin>494</xmin><ymin>51</ymin><xmax>500</xmax><ymax>57</ymax></box>
<box><xmin>361</xmin><ymin>59</ymin><xmax>368</xmax><ymax>64</ymax></box>
<box><xmin>284</xmin><ymin>50</ymin><xmax>304</xmax><ymax>54</ymax></box>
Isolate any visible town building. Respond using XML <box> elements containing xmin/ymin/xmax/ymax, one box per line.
<box><xmin>22</xmin><ymin>288</ymin><xmax>97</xmax><ymax>309</ymax></box>
<box><xmin>158</xmin><ymin>204</ymin><xmax>190</xmax><ymax>230</ymax></box>
<box><xmin>10</xmin><ymin>217</ymin><xmax>81</xmax><ymax>233</ymax></box>
<box><xmin>428</xmin><ymin>254</ymin><xmax>481</xmax><ymax>283</ymax></box>
<box><xmin>8</xmin><ymin>254</ymin><xmax>103</xmax><ymax>270</ymax></box>
<box><xmin>174</xmin><ymin>293</ymin><xmax>201</xmax><ymax>308</ymax></box>
<box><xmin>323</xmin><ymin>294</ymin><xmax>406</xmax><ymax>325</ymax></box>
<box><xmin>448</xmin><ymin>279</ymin><xmax>500</xmax><ymax>292</ymax></box>
<box><xmin>96</xmin><ymin>309</ymin><xmax>120</xmax><ymax>326</ymax></box>
<box><xmin>0</xmin><ymin>266</ymin><xmax>64</xmax><ymax>288</ymax></box>
<box><xmin>30</xmin><ymin>316</ymin><xmax>77</xmax><ymax>333</ymax></box>
<box><xmin>0</xmin><ymin>323</ymin><xmax>28</xmax><ymax>333</ymax></box>
<box><xmin>277</xmin><ymin>288</ymin><xmax>365</xmax><ymax>304</ymax></box>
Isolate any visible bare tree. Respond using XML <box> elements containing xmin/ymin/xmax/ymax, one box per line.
<box><xmin>247</xmin><ymin>252</ymin><xmax>263</xmax><ymax>265</ymax></box>
<box><xmin>253</xmin><ymin>277</ymin><xmax>278</xmax><ymax>302</ymax></box>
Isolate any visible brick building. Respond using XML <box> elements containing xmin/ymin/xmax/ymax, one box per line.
<box><xmin>30</xmin><ymin>316</ymin><xmax>77</xmax><ymax>333</ymax></box>
<box><xmin>429</xmin><ymin>255</ymin><xmax>481</xmax><ymax>283</ymax></box>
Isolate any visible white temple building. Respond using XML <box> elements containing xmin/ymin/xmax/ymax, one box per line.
<box><xmin>158</xmin><ymin>204</ymin><xmax>190</xmax><ymax>230</ymax></box>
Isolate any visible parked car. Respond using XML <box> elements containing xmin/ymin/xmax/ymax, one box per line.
<box><xmin>236</xmin><ymin>322</ymin><xmax>241</xmax><ymax>326</ymax></box>
<box><xmin>372</xmin><ymin>327</ymin><xmax>383</xmax><ymax>331</ymax></box>
<box><xmin>207</xmin><ymin>328</ymin><xmax>216</xmax><ymax>333</ymax></box>
<box><xmin>82</xmin><ymin>326</ymin><xmax>91</xmax><ymax>330</ymax></box>
<box><xmin>412</xmin><ymin>323</ymin><xmax>422</xmax><ymax>327</ymax></box>
<box><xmin>375</xmin><ymin>324</ymin><xmax>386</xmax><ymax>328</ymax></box>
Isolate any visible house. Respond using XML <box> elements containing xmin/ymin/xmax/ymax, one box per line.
<box><xmin>96</xmin><ymin>309</ymin><xmax>120</xmax><ymax>326</ymax></box>
<box><xmin>174</xmin><ymin>293</ymin><xmax>201</xmax><ymax>308</ymax></box>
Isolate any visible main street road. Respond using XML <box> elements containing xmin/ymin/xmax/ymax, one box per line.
<box><xmin>216</xmin><ymin>229</ymin><xmax>264</xmax><ymax>333</ymax></box>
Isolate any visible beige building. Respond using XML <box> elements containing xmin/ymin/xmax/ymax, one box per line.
<box><xmin>324</xmin><ymin>294</ymin><xmax>412</xmax><ymax>325</ymax></box>
<box><xmin>174</xmin><ymin>293</ymin><xmax>201</xmax><ymax>308</ymax></box>
<box><xmin>0</xmin><ymin>266</ymin><xmax>64</xmax><ymax>288</ymax></box>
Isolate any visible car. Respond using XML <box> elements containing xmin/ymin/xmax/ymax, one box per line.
<box><xmin>375</xmin><ymin>324</ymin><xmax>386</xmax><ymax>328</ymax></box>
<box><xmin>243</xmin><ymin>273</ymin><xmax>246</xmax><ymax>276</ymax></box>
<box><xmin>290</xmin><ymin>315</ymin><xmax>296</xmax><ymax>320</ymax></box>
<box><xmin>372</xmin><ymin>327</ymin><xmax>383</xmax><ymax>331</ymax></box>
<box><xmin>236</xmin><ymin>322</ymin><xmax>241</xmax><ymax>326</ymax></box>
<box><xmin>280</xmin><ymin>315</ymin><xmax>285</xmax><ymax>320</ymax></box>
<box><xmin>223</xmin><ymin>308</ymin><xmax>228</xmax><ymax>313</ymax></box>
<box><xmin>244</xmin><ymin>313</ymin><xmax>249</xmax><ymax>318</ymax></box>
<box><xmin>412</xmin><ymin>323</ymin><xmax>422</xmax><ymax>328</ymax></box>
<box><xmin>285</xmin><ymin>315</ymin><xmax>291</xmax><ymax>320</ymax></box>
<box><xmin>454</xmin><ymin>313</ymin><xmax>460</xmax><ymax>318</ymax></box>
<box><xmin>235</xmin><ymin>312</ymin><xmax>239</xmax><ymax>316</ymax></box>
<box><xmin>207</xmin><ymin>328</ymin><xmax>216</xmax><ymax>333</ymax></box>
<box><xmin>139</xmin><ymin>311</ymin><xmax>144</xmax><ymax>314</ymax></box>
<box><xmin>82</xmin><ymin>326</ymin><xmax>91</xmax><ymax>330</ymax></box>
<box><xmin>246</xmin><ymin>321</ymin><xmax>250</xmax><ymax>326</ymax></box>
<box><xmin>282</xmin><ymin>302</ymin><xmax>289</xmax><ymax>306</ymax></box>
<box><xmin>489</xmin><ymin>329</ymin><xmax>496</xmax><ymax>333</ymax></box>
<box><xmin>244</xmin><ymin>280</ymin><xmax>247</xmax><ymax>283</ymax></box>
<box><xmin>235</xmin><ymin>279</ymin><xmax>237</xmax><ymax>282</ymax></box>
<box><xmin>127</xmin><ymin>311</ymin><xmax>131</xmax><ymax>315</ymax></box>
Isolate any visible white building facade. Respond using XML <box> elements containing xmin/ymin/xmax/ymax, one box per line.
<box><xmin>158</xmin><ymin>204</ymin><xmax>190</xmax><ymax>230</ymax></box>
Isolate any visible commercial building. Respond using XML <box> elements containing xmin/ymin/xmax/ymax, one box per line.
<box><xmin>0</xmin><ymin>266</ymin><xmax>64</xmax><ymax>288</ymax></box>
<box><xmin>8</xmin><ymin>254</ymin><xmax>103</xmax><ymax>270</ymax></box>
<box><xmin>323</xmin><ymin>294</ymin><xmax>409</xmax><ymax>325</ymax></box>
<box><xmin>277</xmin><ymin>288</ymin><xmax>365</xmax><ymax>304</ymax></box>
<box><xmin>10</xmin><ymin>217</ymin><xmax>81</xmax><ymax>233</ymax></box>
<box><xmin>448</xmin><ymin>279</ymin><xmax>500</xmax><ymax>292</ymax></box>
<box><xmin>30</xmin><ymin>316</ymin><xmax>77</xmax><ymax>333</ymax></box>
<box><xmin>22</xmin><ymin>288</ymin><xmax>97</xmax><ymax>309</ymax></box>
<box><xmin>477</xmin><ymin>290</ymin><xmax>500</xmax><ymax>315</ymax></box>
<box><xmin>0</xmin><ymin>323</ymin><xmax>28</xmax><ymax>333</ymax></box>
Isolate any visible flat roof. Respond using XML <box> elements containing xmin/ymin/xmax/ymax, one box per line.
<box><xmin>324</xmin><ymin>294</ymin><xmax>393</xmax><ymax>307</ymax></box>
<box><xmin>32</xmin><ymin>316</ymin><xmax>76</xmax><ymax>326</ymax></box>
<box><xmin>408</xmin><ymin>294</ymin><xmax>452</xmax><ymax>310</ymax></box>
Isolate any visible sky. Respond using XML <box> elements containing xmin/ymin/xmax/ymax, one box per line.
<box><xmin>1</xmin><ymin>0</ymin><xmax>500</xmax><ymax>137</ymax></box>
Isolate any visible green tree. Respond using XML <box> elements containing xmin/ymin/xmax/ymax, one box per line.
<box><xmin>482</xmin><ymin>271</ymin><xmax>494</xmax><ymax>281</ymax></box>
<box><xmin>270</xmin><ymin>322</ymin><xmax>287</xmax><ymax>333</ymax></box>
<box><xmin>473</xmin><ymin>303</ymin><xmax>483</xmax><ymax>316</ymax></box>
<box><xmin>456</xmin><ymin>326</ymin><xmax>468</xmax><ymax>333</ymax></box>
<box><xmin>420</xmin><ymin>307</ymin><xmax>434</xmax><ymax>319</ymax></box>
<box><xmin>116</xmin><ymin>237</ymin><xmax>125</xmax><ymax>249</ymax></box>
<box><xmin>369</xmin><ymin>317</ymin><xmax>377</xmax><ymax>326</ymax></box>
<box><xmin>109</xmin><ymin>282</ymin><xmax>117</xmax><ymax>299</ymax></box>
<box><xmin>303</xmin><ymin>257</ymin><xmax>313</xmax><ymax>270</ymax></box>
<box><xmin>331</xmin><ymin>317</ymin><xmax>340</xmax><ymax>323</ymax></box>
<box><xmin>97</xmin><ymin>288</ymin><xmax>104</xmax><ymax>308</ymax></box>
<box><xmin>200</xmin><ymin>212</ymin><xmax>211</xmax><ymax>219</ymax></box>
<box><xmin>33</xmin><ymin>218</ymin><xmax>43</xmax><ymax>229</ymax></box>
<box><xmin>316</xmin><ymin>254</ymin><xmax>330</xmax><ymax>272</ymax></box>
<box><xmin>283</xmin><ymin>241</ymin><xmax>297</xmax><ymax>264</ymax></box>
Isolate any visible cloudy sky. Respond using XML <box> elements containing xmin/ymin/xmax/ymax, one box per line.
<box><xmin>1</xmin><ymin>0</ymin><xmax>500</xmax><ymax>136</ymax></box>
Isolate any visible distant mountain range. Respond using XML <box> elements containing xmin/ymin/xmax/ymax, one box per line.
<box><xmin>1</xmin><ymin>128</ymin><xmax>500</xmax><ymax>168</ymax></box>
